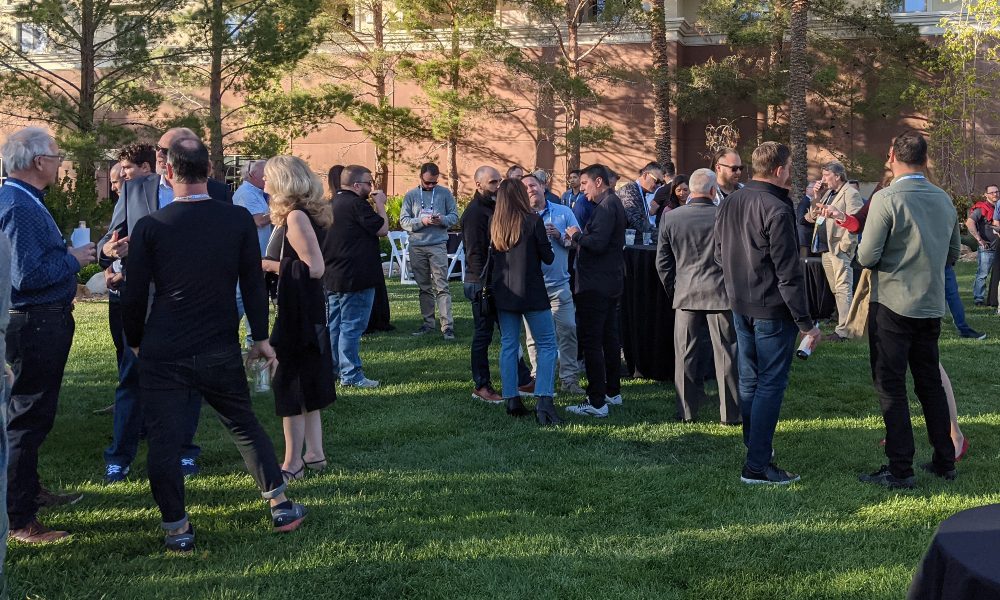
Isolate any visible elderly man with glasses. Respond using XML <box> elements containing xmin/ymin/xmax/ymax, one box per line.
<box><xmin>712</xmin><ymin>148</ymin><xmax>744</xmax><ymax>205</ymax></box>
<box><xmin>0</xmin><ymin>127</ymin><xmax>97</xmax><ymax>543</ymax></box>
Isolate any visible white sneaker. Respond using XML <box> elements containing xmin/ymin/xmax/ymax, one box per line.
<box><xmin>605</xmin><ymin>394</ymin><xmax>622</xmax><ymax>405</ymax></box>
<box><xmin>347</xmin><ymin>377</ymin><xmax>380</xmax><ymax>389</ymax></box>
<box><xmin>565</xmin><ymin>403</ymin><xmax>609</xmax><ymax>418</ymax></box>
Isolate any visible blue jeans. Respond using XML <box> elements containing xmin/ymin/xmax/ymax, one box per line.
<box><xmin>944</xmin><ymin>265</ymin><xmax>974</xmax><ymax>335</ymax></box>
<box><xmin>732</xmin><ymin>314</ymin><xmax>798</xmax><ymax>473</ymax></box>
<box><xmin>973</xmin><ymin>249</ymin><xmax>994</xmax><ymax>303</ymax></box>
<box><xmin>327</xmin><ymin>289</ymin><xmax>376</xmax><ymax>384</ymax></box>
<box><xmin>234</xmin><ymin>286</ymin><xmax>254</xmax><ymax>348</ymax></box>
<box><xmin>104</xmin><ymin>344</ymin><xmax>201</xmax><ymax>468</ymax></box>
<box><xmin>498</xmin><ymin>309</ymin><xmax>556</xmax><ymax>398</ymax></box>
<box><xmin>1</xmin><ymin>377</ymin><xmax>8</xmax><ymax>596</ymax></box>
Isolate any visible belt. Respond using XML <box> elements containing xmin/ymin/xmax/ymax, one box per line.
<box><xmin>10</xmin><ymin>303</ymin><xmax>73</xmax><ymax>315</ymax></box>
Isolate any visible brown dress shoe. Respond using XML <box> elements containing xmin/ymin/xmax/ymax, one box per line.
<box><xmin>472</xmin><ymin>386</ymin><xmax>503</xmax><ymax>403</ymax></box>
<box><xmin>517</xmin><ymin>379</ymin><xmax>536</xmax><ymax>394</ymax></box>
<box><xmin>36</xmin><ymin>487</ymin><xmax>84</xmax><ymax>508</ymax></box>
<box><xmin>9</xmin><ymin>520</ymin><xmax>71</xmax><ymax>544</ymax></box>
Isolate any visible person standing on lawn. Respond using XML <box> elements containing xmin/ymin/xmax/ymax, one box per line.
<box><xmin>122</xmin><ymin>137</ymin><xmax>306</xmax><ymax>552</ymax></box>
<box><xmin>966</xmin><ymin>184</ymin><xmax>998</xmax><ymax>305</ymax></box>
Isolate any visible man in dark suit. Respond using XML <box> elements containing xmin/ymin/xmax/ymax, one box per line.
<box><xmin>96</xmin><ymin>127</ymin><xmax>228</xmax><ymax>484</ymax></box>
<box><xmin>564</xmin><ymin>164</ymin><xmax>626</xmax><ymax>418</ymax></box>
<box><xmin>656</xmin><ymin>168</ymin><xmax>740</xmax><ymax>425</ymax></box>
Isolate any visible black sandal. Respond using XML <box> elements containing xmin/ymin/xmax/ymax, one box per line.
<box><xmin>281</xmin><ymin>465</ymin><xmax>304</xmax><ymax>483</ymax></box>
<box><xmin>305</xmin><ymin>459</ymin><xmax>327</xmax><ymax>472</ymax></box>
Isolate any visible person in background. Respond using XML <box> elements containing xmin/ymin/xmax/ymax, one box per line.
<box><xmin>489</xmin><ymin>179</ymin><xmax>561</xmax><ymax>425</ymax></box>
<box><xmin>619</xmin><ymin>161</ymin><xmax>663</xmax><ymax>236</ymax></box>
<box><xmin>110</xmin><ymin>162</ymin><xmax>123</xmax><ymax>197</ymax></box>
<box><xmin>966</xmin><ymin>184</ymin><xmax>997</xmax><ymax>306</ymax></box>
<box><xmin>1</xmin><ymin>127</ymin><xmax>96</xmax><ymax>543</ymax></box>
<box><xmin>651</xmin><ymin>174</ymin><xmax>689</xmax><ymax>228</ymax></box>
<box><xmin>712</xmin><ymin>148</ymin><xmax>744</xmax><ymax>205</ymax></box>
<box><xmin>260</xmin><ymin>155</ymin><xmax>337</xmax><ymax>481</ymax></box>
<box><xmin>505</xmin><ymin>164</ymin><xmax>524</xmax><ymax>181</ymax></box>
<box><xmin>399</xmin><ymin>163</ymin><xmax>458</xmax><ymax>340</ymax></box>
<box><xmin>796</xmin><ymin>181</ymin><xmax>821</xmax><ymax>257</ymax></box>
<box><xmin>561</xmin><ymin>169</ymin><xmax>586</xmax><ymax>208</ymax></box>
<box><xmin>327</xmin><ymin>165</ymin><xmax>345</xmax><ymax>196</ymax></box>
<box><xmin>123</xmin><ymin>138</ymin><xmax>307</xmax><ymax>551</ymax></box>
<box><xmin>532</xmin><ymin>169</ymin><xmax>562</xmax><ymax>205</ymax></box>
<box><xmin>233</xmin><ymin>159</ymin><xmax>272</xmax><ymax>348</ymax></box>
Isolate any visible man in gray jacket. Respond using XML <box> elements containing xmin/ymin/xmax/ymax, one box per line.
<box><xmin>657</xmin><ymin>169</ymin><xmax>740</xmax><ymax>425</ymax></box>
<box><xmin>400</xmin><ymin>163</ymin><xmax>459</xmax><ymax>339</ymax></box>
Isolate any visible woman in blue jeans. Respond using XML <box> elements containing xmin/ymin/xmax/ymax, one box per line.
<box><xmin>490</xmin><ymin>179</ymin><xmax>562</xmax><ymax>425</ymax></box>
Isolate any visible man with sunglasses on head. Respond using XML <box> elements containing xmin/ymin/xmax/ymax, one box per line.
<box><xmin>713</xmin><ymin>148</ymin><xmax>744</xmax><ymax>206</ymax></box>
<box><xmin>400</xmin><ymin>162</ymin><xmax>459</xmax><ymax>340</ymax></box>
<box><xmin>619</xmin><ymin>161</ymin><xmax>664</xmax><ymax>237</ymax></box>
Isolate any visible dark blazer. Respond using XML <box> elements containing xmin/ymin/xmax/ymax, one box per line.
<box><xmin>99</xmin><ymin>174</ymin><xmax>231</xmax><ymax>267</ymax></box>
<box><xmin>656</xmin><ymin>197</ymin><xmax>728</xmax><ymax>311</ymax></box>
<box><xmin>459</xmin><ymin>190</ymin><xmax>495</xmax><ymax>283</ymax></box>
<box><xmin>322</xmin><ymin>189</ymin><xmax>383</xmax><ymax>293</ymax></box>
<box><xmin>571</xmin><ymin>190</ymin><xmax>626</xmax><ymax>298</ymax></box>
<box><xmin>491</xmin><ymin>213</ymin><xmax>554</xmax><ymax>313</ymax></box>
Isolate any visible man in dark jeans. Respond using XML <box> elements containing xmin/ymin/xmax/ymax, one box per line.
<box><xmin>0</xmin><ymin>127</ymin><xmax>97</xmax><ymax>543</ymax></box>
<box><xmin>715</xmin><ymin>142</ymin><xmax>821</xmax><ymax>485</ymax></box>
<box><xmin>122</xmin><ymin>137</ymin><xmax>306</xmax><ymax>552</ymax></box>
<box><xmin>460</xmin><ymin>165</ymin><xmax>533</xmax><ymax>402</ymax></box>
<box><xmin>856</xmin><ymin>131</ymin><xmax>961</xmax><ymax>489</ymax></box>
<box><xmin>564</xmin><ymin>164</ymin><xmax>626</xmax><ymax>419</ymax></box>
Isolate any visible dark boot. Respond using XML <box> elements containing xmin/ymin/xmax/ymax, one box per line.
<box><xmin>506</xmin><ymin>396</ymin><xmax>532</xmax><ymax>417</ymax></box>
<box><xmin>535</xmin><ymin>396</ymin><xmax>564</xmax><ymax>426</ymax></box>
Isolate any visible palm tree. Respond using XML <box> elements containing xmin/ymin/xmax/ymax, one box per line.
<box><xmin>649</xmin><ymin>0</ymin><xmax>672</xmax><ymax>167</ymax></box>
<box><xmin>787</xmin><ymin>0</ymin><xmax>810</xmax><ymax>203</ymax></box>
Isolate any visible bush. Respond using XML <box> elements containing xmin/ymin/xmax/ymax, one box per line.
<box><xmin>78</xmin><ymin>262</ymin><xmax>102</xmax><ymax>285</ymax></box>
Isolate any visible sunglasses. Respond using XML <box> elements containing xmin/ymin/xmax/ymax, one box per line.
<box><xmin>421</xmin><ymin>179</ymin><xmax>438</xmax><ymax>186</ymax></box>
<box><xmin>717</xmin><ymin>163</ymin><xmax>744</xmax><ymax>172</ymax></box>
<box><xmin>487</xmin><ymin>179</ymin><xmax>500</xmax><ymax>185</ymax></box>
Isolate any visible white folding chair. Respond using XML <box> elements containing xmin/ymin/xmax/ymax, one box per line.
<box><xmin>447</xmin><ymin>240</ymin><xmax>466</xmax><ymax>282</ymax></box>
<box><xmin>387</xmin><ymin>230</ymin><xmax>416</xmax><ymax>284</ymax></box>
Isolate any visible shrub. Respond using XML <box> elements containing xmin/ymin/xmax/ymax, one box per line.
<box><xmin>78</xmin><ymin>262</ymin><xmax>102</xmax><ymax>285</ymax></box>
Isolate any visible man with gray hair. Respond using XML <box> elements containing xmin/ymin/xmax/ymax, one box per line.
<box><xmin>0</xmin><ymin>127</ymin><xmax>96</xmax><ymax>543</ymax></box>
<box><xmin>234</xmin><ymin>159</ymin><xmax>272</xmax><ymax>256</ymax></box>
<box><xmin>804</xmin><ymin>160</ymin><xmax>864</xmax><ymax>342</ymax></box>
<box><xmin>657</xmin><ymin>168</ymin><xmax>740</xmax><ymax>424</ymax></box>
<box><xmin>532</xmin><ymin>169</ymin><xmax>563</xmax><ymax>206</ymax></box>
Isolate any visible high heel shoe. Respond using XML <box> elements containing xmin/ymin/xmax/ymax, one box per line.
<box><xmin>956</xmin><ymin>437</ymin><xmax>970</xmax><ymax>461</ymax></box>
<box><xmin>305</xmin><ymin>459</ymin><xmax>328</xmax><ymax>472</ymax></box>
<box><xmin>505</xmin><ymin>396</ymin><xmax>532</xmax><ymax>418</ymax></box>
<box><xmin>535</xmin><ymin>396</ymin><xmax>564</xmax><ymax>426</ymax></box>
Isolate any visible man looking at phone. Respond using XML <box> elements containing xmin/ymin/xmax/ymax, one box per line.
<box><xmin>400</xmin><ymin>163</ymin><xmax>458</xmax><ymax>340</ymax></box>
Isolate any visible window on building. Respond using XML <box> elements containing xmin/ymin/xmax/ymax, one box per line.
<box><xmin>17</xmin><ymin>23</ymin><xmax>47</xmax><ymax>53</ymax></box>
<box><xmin>895</xmin><ymin>0</ymin><xmax>927</xmax><ymax>12</ymax></box>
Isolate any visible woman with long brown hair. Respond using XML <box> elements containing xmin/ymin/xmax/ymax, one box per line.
<box><xmin>490</xmin><ymin>179</ymin><xmax>562</xmax><ymax>425</ymax></box>
<box><xmin>261</xmin><ymin>155</ymin><xmax>337</xmax><ymax>481</ymax></box>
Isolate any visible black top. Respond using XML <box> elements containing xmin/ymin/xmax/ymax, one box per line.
<box><xmin>122</xmin><ymin>199</ymin><xmax>269</xmax><ymax>359</ymax></box>
<box><xmin>491</xmin><ymin>213</ymin><xmax>554</xmax><ymax>313</ymax></box>
<box><xmin>713</xmin><ymin>180</ymin><xmax>812</xmax><ymax>331</ymax></box>
<box><xmin>322</xmin><ymin>190</ymin><xmax>384</xmax><ymax>292</ymax></box>
<box><xmin>970</xmin><ymin>203</ymin><xmax>998</xmax><ymax>250</ymax></box>
<box><xmin>571</xmin><ymin>190</ymin><xmax>626</xmax><ymax>297</ymax></box>
<box><xmin>460</xmin><ymin>190</ymin><xmax>495</xmax><ymax>283</ymax></box>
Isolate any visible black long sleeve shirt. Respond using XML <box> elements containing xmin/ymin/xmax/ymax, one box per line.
<box><xmin>122</xmin><ymin>199</ymin><xmax>269</xmax><ymax>360</ymax></box>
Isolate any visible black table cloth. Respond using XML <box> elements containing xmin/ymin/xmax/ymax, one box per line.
<box><xmin>800</xmin><ymin>257</ymin><xmax>837</xmax><ymax>322</ymax></box>
<box><xmin>364</xmin><ymin>274</ymin><xmax>393</xmax><ymax>333</ymax></box>
<box><xmin>621</xmin><ymin>245</ymin><xmax>675</xmax><ymax>381</ymax></box>
<box><xmin>909</xmin><ymin>503</ymin><xmax>1000</xmax><ymax>600</ymax></box>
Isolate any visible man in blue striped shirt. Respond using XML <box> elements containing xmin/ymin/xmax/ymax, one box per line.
<box><xmin>0</xmin><ymin>127</ymin><xmax>96</xmax><ymax>544</ymax></box>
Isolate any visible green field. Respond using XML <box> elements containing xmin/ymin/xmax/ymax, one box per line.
<box><xmin>6</xmin><ymin>263</ymin><xmax>1000</xmax><ymax>599</ymax></box>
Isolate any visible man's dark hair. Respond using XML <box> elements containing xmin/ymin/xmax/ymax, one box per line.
<box><xmin>505</xmin><ymin>164</ymin><xmax>524</xmax><ymax>178</ymax></box>
<box><xmin>751</xmin><ymin>142</ymin><xmax>791</xmax><ymax>178</ymax></box>
<box><xmin>118</xmin><ymin>143</ymin><xmax>156</xmax><ymax>171</ymax></box>
<box><xmin>341</xmin><ymin>164</ymin><xmax>372</xmax><ymax>189</ymax></box>
<box><xmin>167</xmin><ymin>137</ymin><xmax>209</xmax><ymax>183</ymax></box>
<box><xmin>569</xmin><ymin>169</ymin><xmax>582</xmax><ymax>177</ymax></box>
<box><xmin>580</xmin><ymin>164</ymin><xmax>610</xmax><ymax>187</ymax></box>
<box><xmin>640</xmin><ymin>161</ymin><xmax>663</xmax><ymax>175</ymax></box>
<box><xmin>892</xmin><ymin>130</ymin><xmax>928</xmax><ymax>166</ymax></box>
<box><xmin>419</xmin><ymin>162</ymin><xmax>439</xmax><ymax>177</ymax></box>
<box><xmin>712</xmin><ymin>147</ymin><xmax>739</xmax><ymax>169</ymax></box>
<box><xmin>662</xmin><ymin>160</ymin><xmax>676</xmax><ymax>178</ymax></box>
<box><xmin>328</xmin><ymin>164</ymin><xmax>345</xmax><ymax>192</ymax></box>
<box><xmin>986</xmin><ymin>183</ymin><xmax>1000</xmax><ymax>192</ymax></box>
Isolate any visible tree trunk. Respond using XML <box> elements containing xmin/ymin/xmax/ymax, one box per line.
<box><xmin>787</xmin><ymin>0</ymin><xmax>810</xmax><ymax>204</ymax></box>
<box><xmin>209</xmin><ymin>0</ymin><xmax>226</xmax><ymax>181</ymax></box>
<box><xmin>447</xmin><ymin>17</ymin><xmax>461</xmax><ymax>196</ymax></box>
<box><xmin>650</xmin><ymin>0</ymin><xmax>672</xmax><ymax>166</ymax></box>
<box><xmin>373</xmin><ymin>1</ymin><xmax>390</xmax><ymax>191</ymax></box>
<box><xmin>566</xmin><ymin>13</ymin><xmax>581</xmax><ymax>172</ymax></box>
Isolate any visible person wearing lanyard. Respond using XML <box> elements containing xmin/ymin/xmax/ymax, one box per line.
<box><xmin>856</xmin><ymin>131</ymin><xmax>962</xmax><ymax>490</ymax></box>
<box><xmin>561</xmin><ymin>169</ymin><xmax>586</xmax><ymax>209</ymax></box>
<box><xmin>399</xmin><ymin>163</ymin><xmax>459</xmax><ymax>340</ymax></box>
<box><xmin>619</xmin><ymin>162</ymin><xmax>663</xmax><ymax>237</ymax></box>
<box><xmin>0</xmin><ymin>127</ymin><xmax>96</xmax><ymax>544</ymax></box>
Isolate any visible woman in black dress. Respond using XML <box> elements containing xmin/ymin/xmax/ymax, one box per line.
<box><xmin>261</xmin><ymin>155</ymin><xmax>336</xmax><ymax>482</ymax></box>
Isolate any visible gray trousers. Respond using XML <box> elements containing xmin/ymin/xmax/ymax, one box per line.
<box><xmin>673</xmin><ymin>309</ymin><xmax>741</xmax><ymax>424</ymax></box>
<box><xmin>822</xmin><ymin>251</ymin><xmax>853</xmax><ymax>338</ymax></box>
<box><xmin>409</xmin><ymin>243</ymin><xmax>453</xmax><ymax>331</ymax></box>
<box><xmin>525</xmin><ymin>282</ymin><xmax>581</xmax><ymax>383</ymax></box>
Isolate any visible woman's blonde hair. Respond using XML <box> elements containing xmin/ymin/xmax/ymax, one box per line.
<box><xmin>490</xmin><ymin>179</ymin><xmax>532</xmax><ymax>252</ymax></box>
<box><xmin>265</xmin><ymin>155</ymin><xmax>332</xmax><ymax>228</ymax></box>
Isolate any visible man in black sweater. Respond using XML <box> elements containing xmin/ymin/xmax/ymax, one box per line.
<box><xmin>460</xmin><ymin>165</ymin><xmax>532</xmax><ymax>402</ymax></box>
<box><xmin>564</xmin><ymin>164</ymin><xmax>626</xmax><ymax>418</ymax></box>
<box><xmin>122</xmin><ymin>138</ymin><xmax>306</xmax><ymax>552</ymax></box>
<box><xmin>322</xmin><ymin>165</ymin><xmax>388</xmax><ymax>389</ymax></box>
<box><xmin>714</xmin><ymin>142</ymin><xmax>821</xmax><ymax>486</ymax></box>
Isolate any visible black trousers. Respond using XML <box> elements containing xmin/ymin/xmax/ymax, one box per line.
<box><xmin>463</xmin><ymin>283</ymin><xmax>531</xmax><ymax>392</ymax></box>
<box><xmin>140</xmin><ymin>346</ymin><xmax>284</xmax><ymax>526</ymax></box>
<box><xmin>5</xmin><ymin>305</ymin><xmax>75</xmax><ymax>529</ymax></box>
<box><xmin>868</xmin><ymin>302</ymin><xmax>955</xmax><ymax>479</ymax></box>
<box><xmin>574</xmin><ymin>291</ymin><xmax>621</xmax><ymax>408</ymax></box>
<box><xmin>108</xmin><ymin>296</ymin><xmax>124</xmax><ymax>366</ymax></box>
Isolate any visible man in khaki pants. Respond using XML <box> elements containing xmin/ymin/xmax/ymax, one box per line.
<box><xmin>806</xmin><ymin>161</ymin><xmax>864</xmax><ymax>342</ymax></box>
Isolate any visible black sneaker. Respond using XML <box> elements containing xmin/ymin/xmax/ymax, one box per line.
<box><xmin>411</xmin><ymin>324</ymin><xmax>434</xmax><ymax>336</ymax></box>
<box><xmin>272</xmin><ymin>502</ymin><xmax>308</xmax><ymax>533</ymax></box>
<box><xmin>858</xmin><ymin>465</ymin><xmax>916</xmax><ymax>489</ymax></box>
<box><xmin>920</xmin><ymin>462</ymin><xmax>957</xmax><ymax>481</ymax></box>
<box><xmin>959</xmin><ymin>329</ymin><xmax>987</xmax><ymax>340</ymax></box>
<box><xmin>740</xmin><ymin>463</ymin><xmax>800</xmax><ymax>485</ymax></box>
<box><xmin>164</xmin><ymin>524</ymin><xmax>195</xmax><ymax>553</ymax></box>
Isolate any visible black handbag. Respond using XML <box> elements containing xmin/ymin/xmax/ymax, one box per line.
<box><xmin>474</xmin><ymin>245</ymin><xmax>497</xmax><ymax>318</ymax></box>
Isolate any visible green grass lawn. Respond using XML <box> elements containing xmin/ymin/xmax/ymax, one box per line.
<box><xmin>6</xmin><ymin>263</ymin><xmax>1000</xmax><ymax>599</ymax></box>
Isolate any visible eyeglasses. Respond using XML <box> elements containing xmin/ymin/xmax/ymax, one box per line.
<box><xmin>717</xmin><ymin>163</ymin><xmax>743</xmax><ymax>172</ymax></box>
<box><xmin>355</xmin><ymin>179</ymin><xmax>374</xmax><ymax>185</ymax></box>
<box><xmin>37</xmin><ymin>154</ymin><xmax>65</xmax><ymax>161</ymax></box>
<box><xmin>421</xmin><ymin>179</ymin><xmax>438</xmax><ymax>186</ymax></box>
<box><xmin>487</xmin><ymin>179</ymin><xmax>500</xmax><ymax>185</ymax></box>
<box><xmin>654</xmin><ymin>179</ymin><xmax>665</xmax><ymax>186</ymax></box>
